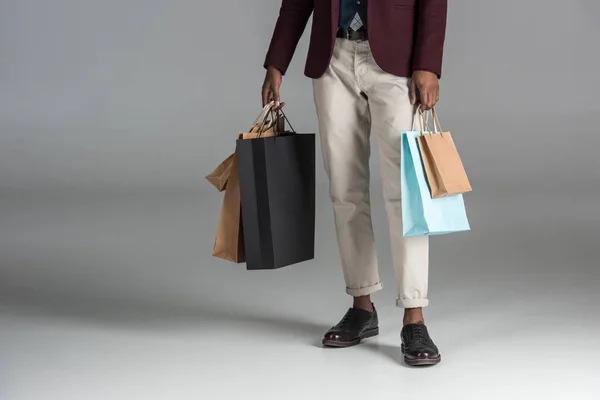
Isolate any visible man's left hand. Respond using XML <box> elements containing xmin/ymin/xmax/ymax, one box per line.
<box><xmin>410</xmin><ymin>70</ymin><xmax>439</xmax><ymax>110</ymax></box>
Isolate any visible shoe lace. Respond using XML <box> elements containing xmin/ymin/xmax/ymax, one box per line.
<box><xmin>406</xmin><ymin>324</ymin><xmax>433</xmax><ymax>350</ymax></box>
<box><xmin>340</xmin><ymin>308</ymin><xmax>359</xmax><ymax>326</ymax></box>
<box><xmin>411</xmin><ymin>325</ymin><xmax>427</xmax><ymax>343</ymax></box>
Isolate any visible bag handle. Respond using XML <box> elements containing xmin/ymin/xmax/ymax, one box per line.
<box><xmin>251</xmin><ymin>101</ymin><xmax>278</xmax><ymax>124</ymax></box>
<box><xmin>250</xmin><ymin>101</ymin><xmax>277</xmax><ymax>134</ymax></box>
<box><xmin>416</xmin><ymin>106</ymin><xmax>444</xmax><ymax>136</ymax></box>
<box><xmin>257</xmin><ymin>108</ymin><xmax>296</xmax><ymax>137</ymax></box>
<box><xmin>414</xmin><ymin>105</ymin><xmax>433</xmax><ymax>134</ymax></box>
<box><xmin>430</xmin><ymin>107</ymin><xmax>444</xmax><ymax>134</ymax></box>
<box><xmin>250</xmin><ymin>102</ymin><xmax>297</xmax><ymax>137</ymax></box>
<box><xmin>276</xmin><ymin>108</ymin><xmax>296</xmax><ymax>134</ymax></box>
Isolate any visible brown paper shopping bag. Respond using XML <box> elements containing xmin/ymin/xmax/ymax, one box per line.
<box><xmin>417</xmin><ymin>108</ymin><xmax>472</xmax><ymax>198</ymax></box>
<box><xmin>212</xmin><ymin>152</ymin><xmax>245</xmax><ymax>263</ymax></box>
<box><xmin>206</xmin><ymin>153</ymin><xmax>234</xmax><ymax>192</ymax></box>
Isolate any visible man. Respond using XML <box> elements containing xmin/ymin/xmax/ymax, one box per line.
<box><xmin>262</xmin><ymin>0</ymin><xmax>447</xmax><ymax>366</ymax></box>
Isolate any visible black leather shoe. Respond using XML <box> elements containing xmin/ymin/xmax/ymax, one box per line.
<box><xmin>401</xmin><ymin>323</ymin><xmax>441</xmax><ymax>366</ymax></box>
<box><xmin>322</xmin><ymin>305</ymin><xmax>379</xmax><ymax>348</ymax></box>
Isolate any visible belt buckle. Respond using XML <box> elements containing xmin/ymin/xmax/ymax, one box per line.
<box><xmin>338</xmin><ymin>28</ymin><xmax>351</xmax><ymax>40</ymax></box>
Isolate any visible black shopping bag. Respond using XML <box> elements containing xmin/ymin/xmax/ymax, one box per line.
<box><xmin>236</xmin><ymin>123</ymin><xmax>315</xmax><ymax>270</ymax></box>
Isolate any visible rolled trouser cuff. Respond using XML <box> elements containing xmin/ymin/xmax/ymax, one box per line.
<box><xmin>346</xmin><ymin>282</ymin><xmax>383</xmax><ymax>297</ymax></box>
<box><xmin>396</xmin><ymin>298</ymin><xmax>429</xmax><ymax>308</ymax></box>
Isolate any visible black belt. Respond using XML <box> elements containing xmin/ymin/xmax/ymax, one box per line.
<box><xmin>336</xmin><ymin>28</ymin><xmax>368</xmax><ymax>41</ymax></box>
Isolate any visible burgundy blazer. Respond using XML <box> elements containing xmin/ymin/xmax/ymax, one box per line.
<box><xmin>264</xmin><ymin>0</ymin><xmax>447</xmax><ymax>79</ymax></box>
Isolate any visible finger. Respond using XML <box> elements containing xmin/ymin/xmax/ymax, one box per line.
<box><xmin>427</xmin><ymin>88</ymin><xmax>435</xmax><ymax>110</ymax></box>
<box><xmin>417</xmin><ymin>86</ymin><xmax>426</xmax><ymax>109</ymax></box>
<box><xmin>272</xmin><ymin>85</ymin><xmax>281</xmax><ymax>109</ymax></box>
<box><xmin>262</xmin><ymin>85</ymin><xmax>271</xmax><ymax>107</ymax></box>
<box><xmin>434</xmin><ymin>86</ymin><xmax>440</xmax><ymax>106</ymax></box>
<box><xmin>410</xmin><ymin>79</ymin><xmax>417</xmax><ymax>105</ymax></box>
<box><xmin>421</xmin><ymin>89</ymin><xmax>432</xmax><ymax>110</ymax></box>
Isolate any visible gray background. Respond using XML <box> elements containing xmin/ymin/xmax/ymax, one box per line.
<box><xmin>1</xmin><ymin>1</ymin><xmax>599</xmax><ymax>399</ymax></box>
<box><xmin>1</xmin><ymin>0</ymin><xmax>599</xmax><ymax>189</ymax></box>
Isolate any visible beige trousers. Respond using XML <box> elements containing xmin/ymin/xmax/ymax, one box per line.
<box><xmin>313</xmin><ymin>38</ymin><xmax>429</xmax><ymax>308</ymax></box>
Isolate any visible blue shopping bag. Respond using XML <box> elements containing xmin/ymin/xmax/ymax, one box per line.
<box><xmin>401</xmin><ymin>128</ymin><xmax>470</xmax><ymax>237</ymax></box>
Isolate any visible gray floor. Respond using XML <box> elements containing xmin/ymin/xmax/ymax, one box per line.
<box><xmin>1</xmin><ymin>184</ymin><xmax>598</xmax><ymax>400</ymax></box>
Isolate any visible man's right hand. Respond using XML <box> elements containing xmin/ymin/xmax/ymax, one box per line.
<box><xmin>262</xmin><ymin>65</ymin><xmax>283</xmax><ymax>108</ymax></box>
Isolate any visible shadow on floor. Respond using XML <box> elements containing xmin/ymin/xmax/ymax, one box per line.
<box><xmin>0</xmin><ymin>289</ymin><xmax>329</xmax><ymax>344</ymax></box>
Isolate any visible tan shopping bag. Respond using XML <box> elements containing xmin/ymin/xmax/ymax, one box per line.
<box><xmin>417</xmin><ymin>108</ymin><xmax>472</xmax><ymax>198</ymax></box>
<box><xmin>212</xmin><ymin>152</ymin><xmax>245</xmax><ymax>262</ymax></box>
<box><xmin>206</xmin><ymin>153</ymin><xmax>234</xmax><ymax>192</ymax></box>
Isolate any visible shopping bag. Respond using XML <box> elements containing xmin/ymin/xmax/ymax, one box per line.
<box><xmin>401</xmin><ymin>110</ymin><xmax>470</xmax><ymax>237</ymax></box>
<box><xmin>236</xmin><ymin>110</ymin><xmax>316</xmax><ymax>270</ymax></box>
<box><xmin>212</xmin><ymin>152</ymin><xmax>245</xmax><ymax>262</ymax></box>
<box><xmin>210</xmin><ymin>102</ymin><xmax>289</xmax><ymax>264</ymax></box>
<box><xmin>417</xmin><ymin>108</ymin><xmax>472</xmax><ymax>198</ymax></box>
<box><xmin>206</xmin><ymin>153</ymin><xmax>234</xmax><ymax>192</ymax></box>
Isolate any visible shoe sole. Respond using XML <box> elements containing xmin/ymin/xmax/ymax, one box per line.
<box><xmin>403</xmin><ymin>355</ymin><xmax>441</xmax><ymax>367</ymax></box>
<box><xmin>400</xmin><ymin>344</ymin><xmax>441</xmax><ymax>366</ymax></box>
<box><xmin>322</xmin><ymin>327</ymin><xmax>379</xmax><ymax>348</ymax></box>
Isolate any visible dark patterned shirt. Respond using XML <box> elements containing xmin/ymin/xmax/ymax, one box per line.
<box><xmin>339</xmin><ymin>0</ymin><xmax>367</xmax><ymax>30</ymax></box>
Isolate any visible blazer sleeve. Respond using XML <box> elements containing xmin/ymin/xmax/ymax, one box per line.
<box><xmin>412</xmin><ymin>0</ymin><xmax>448</xmax><ymax>78</ymax></box>
<box><xmin>263</xmin><ymin>0</ymin><xmax>314</xmax><ymax>75</ymax></box>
